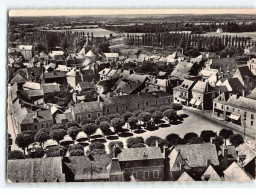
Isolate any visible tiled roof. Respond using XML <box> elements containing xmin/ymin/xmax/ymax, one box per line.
<box><xmin>18</xmin><ymin>45</ymin><xmax>33</xmax><ymax>50</ymax></box>
<box><xmin>98</xmin><ymin>68</ymin><xmax>112</xmax><ymax>76</ymax></box>
<box><xmin>65</xmin><ymin>155</ymin><xmax>111</xmax><ymax>181</ymax></box>
<box><xmin>67</xmin><ymin>53</ymin><xmax>84</xmax><ymax>60</ymax></box>
<box><xmin>72</xmin><ymin>101</ymin><xmax>102</xmax><ymax>114</ymax></box>
<box><xmin>170</xmin><ymin>62</ymin><xmax>193</xmax><ymax>80</ymax></box>
<box><xmin>226</xmin><ymin>95</ymin><xmax>256</xmax><ymax>112</ymax></box>
<box><xmin>179</xmin><ymin>79</ymin><xmax>195</xmax><ymax>90</ymax></box>
<box><xmin>7</xmin><ymin>157</ymin><xmax>65</xmax><ymax>183</ymax></box>
<box><xmin>201</xmin><ymin>165</ymin><xmax>222</xmax><ymax>181</ymax></box>
<box><xmin>223</xmin><ymin>162</ymin><xmax>253</xmax><ymax>181</ymax></box>
<box><xmin>10</xmin><ymin>73</ymin><xmax>28</xmax><ymax>84</ymax></box>
<box><xmin>107</xmin><ymin>158</ymin><xmax>123</xmax><ymax>175</ymax></box>
<box><xmin>210</xmin><ymin>58</ymin><xmax>236</xmax><ymax>69</ymax></box>
<box><xmin>237</xmin><ymin>66</ymin><xmax>253</xmax><ymax>79</ymax></box>
<box><xmin>21</xmin><ymin>109</ymin><xmax>53</xmax><ymax>124</ymax></box>
<box><xmin>117</xmin><ymin>147</ymin><xmax>163</xmax><ymax>161</ymax></box>
<box><xmin>236</xmin><ymin>143</ymin><xmax>256</xmax><ymax>167</ymax></box>
<box><xmin>246</xmin><ymin>88</ymin><xmax>256</xmax><ymax>100</ymax></box>
<box><xmin>226</xmin><ymin>78</ymin><xmax>245</xmax><ymax>91</ymax></box>
<box><xmin>44</xmin><ymin>71</ymin><xmax>67</xmax><ymax>78</ymax></box>
<box><xmin>42</xmin><ymin>83</ymin><xmax>61</xmax><ymax>93</ymax></box>
<box><xmin>192</xmin><ymin>81</ymin><xmax>216</xmax><ymax>93</ymax></box>
<box><xmin>77</xmin><ymin>82</ymin><xmax>96</xmax><ymax>90</ymax></box>
<box><xmin>169</xmin><ymin>143</ymin><xmax>219</xmax><ymax>171</ymax></box>
<box><xmin>85</xmin><ymin>50</ymin><xmax>96</xmax><ymax>57</ymax></box>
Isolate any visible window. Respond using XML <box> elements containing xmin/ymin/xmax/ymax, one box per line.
<box><xmin>88</xmin><ymin>113</ymin><xmax>91</xmax><ymax>119</ymax></box>
<box><xmin>238</xmin><ymin>110</ymin><xmax>240</xmax><ymax>114</ymax></box>
<box><xmin>34</xmin><ymin>125</ymin><xmax>37</xmax><ymax>130</ymax></box>
<box><xmin>227</xmin><ymin>107</ymin><xmax>229</xmax><ymax>111</ymax></box>
<box><xmin>153</xmin><ymin>170</ymin><xmax>159</xmax><ymax>178</ymax></box>
<box><xmin>244</xmin><ymin>112</ymin><xmax>247</xmax><ymax>117</ymax></box>
<box><xmin>175</xmin><ymin>97</ymin><xmax>177</xmax><ymax>100</ymax></box>
<box><xmin>143</xmin><ymin>171</ymin><xmax>149</xmax><ymax>179</ymax></box>
<box><xmin>233</xmin><ymin>108</ymin><xmax>235</xmax><ymax>112</ymax></box>
<box><xmin>125</xmin><ymin>163</ymin><xmax>129</xmax><ymax>168</ymax></box>
<box><xmin>156</xmin><ymin>100</ymin><xmax>158</xmax><ymax>105</ymax></box>
<box><xmin>214</xmin><ymin>103</ymin><xmax>217</xmax><ymax>107</ymax></box>
<box><xmin>41</xmin><ymin>124</ymin><xmax>44</xmax><ymax>128</ymax></box>
<box><xmin>97</xmin><ymin>112</ymin><xmax>101</xmax><ymax>117</ymax></box>
<box><xmin>221</xmin><ymin>105</ymin><xmax>224</xmax><ymax>109</ymax></box>
<box><xmin>251</xmin><ymin>114</ymin><xmax>254</xmax><ymax>120</ymax></box>
<box><xmin>146</xmin><ymin>102</ymin><xmax>149</xmax><ymax>106</ymax></box>
<box><xmin>143</xmin><ymin>160</ymin><xmax>149</xmax><ymax>167</ymax></box>
<box><xmin>107</xmin><ymin>108</ymin><xmax>110</xmax><ymax>114</ymax></box>
<box><xmin>198</xmin><ymin>97</ymin><xmax>201</xmax><ymax>100</ymax></box>
<box><xmin>125</xmin><ymin>105</ymin><xmax>128</xmax><ymax>110</ymax></box>
<box><xmin>137</xmin><ymin>104</ymin><xmax>140</xmax><ymax>108</ymax></box>
<box><xmin>251</xmin><ymin>121</ymin><xmax>254</xmax><ymax>126</ymax></box>
<box><xmin>168</xmin><ymin>99</ymin><xmax>170</xmax><ymax>103</ymax></box>
<box><xmin>116</xmin><ymin>107</ymin><xmax>119</xmax><ymax>112</ymax></box>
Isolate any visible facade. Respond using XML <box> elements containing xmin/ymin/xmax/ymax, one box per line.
<box><xmin>117</xmin><ymin>147</ymin><xmax>165</xmax><ymax>181</ymax></box>
<box><xmin>247</xmin><ymin>58</ymin><xmax>256</xmax><ymax>76</ymax></box>
<box><xmin>18</xmin><ymin>45</ymin><xmax>33</xmax><ymax>61</ymax></box>
<box><xmin>173</xmin><ymin>79</ymin><xmax>196</xmax><ymax>105</ymax></box>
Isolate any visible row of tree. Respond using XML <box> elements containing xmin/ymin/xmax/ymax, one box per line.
<box><xmin>126</xmin><ymin>32</ymin><xmax>254</xmax><ymax>52</ymax></box>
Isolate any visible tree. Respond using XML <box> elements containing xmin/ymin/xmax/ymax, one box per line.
<box><xmin>127</xmin><ymin>116</ymin><xmax>139</xmax><ymax>129</ymax></box>
<box><xmin>99</xmin><ymin>121</ymin><xmax>111</xmax><ymax>135</ymax></box>
<box><xmin>200</xmin><ymin>130</ymin><xmax>217</xmax><ymax>142</ymax></box>
<box><xmin>28</xmin><ymin>147</ymin><xmax>45</xmax><ymax>158</ymax></box>
<box><xmin>152</xmin><ymin>111</ymin><xmax>164</xmax><ymax>124</ymax></box>
<box><xmin>130</xmin><ymin>143</ymin><xmax>146</xmax><ymax>148</ymax></box>
<box><xmin>219</xmin><ymin>129</ymin><xmax>234</xmax><ymax>145</ymax></box>
<box><xmin>145</xmin><ymin>136</ymin><xmax>168</xmax><ymax>149</ymax></box>
<box><xmin>133</xmin><ymin>110</ymin><xmax>142</xmax><ymax>117</ymax></box>
<box><xmin>50</xmin><ymin>129</ymin><xmax>67</xmax><ymax>144</ymax></box>
<box><xmin>95</xmin><ymin>116</ymin><xmax>109</xmax><ymax>126</ymax></box>
<box><xmin>126</xmin><ymin>137</ymin><xmax>144</xmax><ymax>148</ymax></box>
<box><xmin>82</xmin><ymin>123</ymin><xmax>98</xmax><ymax>137</ymax></box>
<box><xmin>163</xmin><ymin>109</ymin><xmax>177</xmax><ymax>122</ymax></box>
<box><xmin>51</xmin><ymin>124</ymin><xmax>66</xmax><ymax>131</ymax></box>
<box><xmin>82</xmin><ymin>118</ymin><xmax>95</xmax><ymax>125</ymax></box>
<box><xmin>45</xmin><ymin>145</ymin><xmax>67</xmax><ymax>157</ymax></box>
<box><xmin>159</xmin><ymin>105</ymin><xmax>172</xmax><ymax>112</ymax></box>
<box><xmin>183</xmin><ymin>132</ymin><xmax>198</xmax><ymax>143</ymax></box>
<box><xmin>145</xmin><ymin>107</ymin><xmax>157</xmax><ymax>114</ymax></box>
<box><xmin>166</xmin><ymin>133</ymin><xmax>183</xmax><ymax>147</ymax></box>
<box><xmin>212</xmin><ymin>136</ymin><xmax>224</xmax><ymax>148</ymax></box>
<box><xmin>171</xmin><ymin>103</ymin><xmax>183</xmax><ymax>111</ymax></box>
<box><xmin>65</xmin><ymin>121</ymin><xmax>79</xmax><ymax>129</ymax></box>
<box><xmin>34</xmin><ymin>129</ymin><xmax>50</xmax><ymax>147</ymax></box>
<box><xmin>187</xmin><ymin>137</ymin><xmax>205</xmax><ymax>144</ymax></box>
<box><xmin>70</xmin><ymin>149</ymin><xmax>84</xmax><ymax>156</ymax></box>
<box><xmin>108</xmin><ymin>114</ymin><xmax>121</xmax><ymax>121</ymax></box>
<box><xmin>8</xmin><ymin>150</ymin><xmax>26</xmax><ymax>159</ymax></box>
<box><xmin>111</xmin><ymin>117</ymin><xmax>125</xmax><ymax>132</ymax></box>
<box><xmin>15</xmin><ymin>133</ymin><xmax>34</xmax><ymax>154</ymax></box>
<box><xmin>108</xmin><ymin>141</ymin><xmax>124</xmax><ymax>157</ymax></box>
<box><xmin>89</xmin><ymin>142</ymin><xmax>106</xmax><ymax>151</ymax></box>
<box><xmin>67</xmin><ymin>126</ymin><xmax>81</xmax><ymax>140</ymax></box>
<box><xmin>122</xmin><ymin>112</ymin><xmax>134</xmax><ymax>123</ymax></box>
<box><xmin>229</xmin><ymin>134</ymin><xmax>244</xmax><ymax>147</ymax></box>
<box><xmin>138</xmin><ymin>112</ymin><xmax>152</xmax><ymax>126</ymax></box>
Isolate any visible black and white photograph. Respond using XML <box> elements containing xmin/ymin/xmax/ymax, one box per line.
<box><xmin>6</xmin><ymin>8</ymin><xmax>256</xmax><ymax>183</ymax></box>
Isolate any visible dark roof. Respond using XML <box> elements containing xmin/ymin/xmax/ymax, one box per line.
<box><xmin>44</xmin><ymin>71</ymin><xmax>67</xmax><ymax>78</ymax></box>
<box><xmin>7</xmin><ymin>157</ymin><xmax>65</xmax><ymax>183</ymax></box>
<box><xmin>27</xmin><ymin>67</ymin><xmax>42</xmax><ymax>77</ymax></box>
<box><xmin>65</xmin><ymin>155</ymin><xmax>111</xmax><ymax>181</ymax></box>
<box><xmin>72</xmin><ymin>101</ymin><xmax>102</xmax><ymax>114</ymax></box>
<box><xmin>227</xmin><ymin>78</ymin><xmax>245</xmax><ymax>91</ymax></box>
<box><xmin>20</xmin><ymin>89</ymin><xmax>44</xmax><ymax>98</ymax></box>
<box><xmin>118</xmin><ymin>147</ymin><xmax>163</xmax><ymax>161</ymax></box>
<box><xmin>237</xmin><ymin>66</ymin><xmax>253</xmax><ymax>79</ymax></box>
<box><xmin>21</xmin><ymin>109</ymin><xmax>53</xmax><ymax>124</ymax></box>
<box><xmin>115</xmin><ymin>80</ymin><xmax>144</xmax><ymax>94</ymax></box>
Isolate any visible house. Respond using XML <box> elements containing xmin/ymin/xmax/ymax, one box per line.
<box><xmin>101</xmin><ymin>91</ymin><xmax>172</xmax><ymax>115</ymax></box>
<box><xmin>22</xmin><ymin>81</ymin><xmax>41</xmax><ymax>90</ymax></box>
<box><xmin>190</xmin><ymin>55</ymin><xmax>203</xmax><ymax>64</ymax></box>
<box><xmin>19</xmin><ymin>109</ymin><xmax>53</xmax><ymax>132</ymax></box>
<box><xmin>247</xmin><ymin>58</ymin><xmax>256</xmax><ymax>75</ymax></box>
<box><xmin>27</xmin><ymin>67</ymin><xmax>42</xmax><ymax>82</ymax></box>
<box><xmin>98</xmin><ymin>68</ymin><xmax>112</xmax><ymax>81</ymax></box>
<box><xmin>117</xmin><ymin>147</ymin><xmax>165</xmax><ymax>181</ymax></box>
<box><xmin>246</xmin><ymin>88</ymin><xmax>256</xmax><ymax>100</ymax></box>
<box><xmin>220</xmin><ymin>77</ymin><xmax>245</xmax><ymax>94</ymax></box>
<box><xmin>190</xmin><ymin>81</ymin><xmax>218</xmax><ymax>110</ymax></box>
<box><xmin>223</xmin><ymin>161</ymin><xmax>253</xmax><ymax>181</ymax></box>
<box><xmin>10</xmin><ymin>69</ymin><xmax>28</xmax><ymax>86</ymax></box>
<box><xmin>75</xmin><ymin>81</ymin><xmax>96</xmax><ymax>94</ymax></box>
<box><xmin>63</xmin><ymin>154</ymin><xmax>111</xmax><ymax>182</ymax></box>
<box><xmin>7</xmin><ymin>157</ymin><xmax>66</xmax><ymax>183</ymax></box>
<box><xmin>177</xmin><ymin>171</ymin><xmax>195</xmax><ymax>182</ymax></box>
<box><xmin>66</xmin><ymin>69</ymin><xmax>82</xmax><ymax>89</ymax></box>
<box><xmin>66</xmin><ymin>53</ymin><xmax>84</xmax><ymax>66</ymax></box>
<box><xmin>18</xmin><ymin>45</ymin><xmax>33</xmax><ymax>61</ymax></box>
<box><xmin>84</xmin><ymin>50</ymin><xmax>97</xmax><ymax>62</ymax></box>
<box><xmin>43</xmin><ymin>71</ymin><xmax>67</xmax><ymax>85</ymax></box>
<box><xmin>115</xmin><ymin>80</ymin><xmax>145</xmax><ymax>95</ymax></box>
<box><xmin>212</xmin><ymin>92</ymin><xmax>233</xmax><ymax>120</ymax></box>
<box><xmin>145</xmin><ymin>76</ymin><xmax>172</xmax><ymax>93</ymax></box>
<box><xmin>107</xmin><ymin>157</ymin><xmax>124</xmax><ymax>182</ymax></box>
<box><xmin>173</xmin><ymin>79</ymin><xmax>196</xmax><ymax>105</ymax></box>
<box><xmin>42</xmin><ymin>83</ymin><xmax>61</xmax><ymax>94</ymax></box>
<box><xmin>73</xmin><ymin>81</ymin><xmax>97</xmax><ymax>103</ymax></box>
<box><xmin>169</xmin><ymin>61</ymin><xmax>195</xmax><ymax>82</ymax></box>
<box><xmin>244</xmin><ymin>44</ymin><xmax>256</xmax><ymax>55</ymax></box>
<box><xmin>166</xmin><ymin>51</ymin><xmax>186</xmax><ymax>63</ymax></box>
<box><xmin>200</xmin><ymin>68</ymin><xmax>219</xmax><ymax>81</ymax></box>
<box><xmin>19</xmin><ymin>89</ymin><xmax>44</xmax><ymax>105</ymax></box>
<box><xmin>55</xmin><ymin>113</ymin><xmax>73</xmax><ymax>124</ymax></box>
<box><xmin>201</xmin><ymin>165</ymin><xmax>222</xmax><ymax>181</ymax></box>
<box><xmin>236</xmin><ymin>143</ymin><xmax>256</xmax><ymax>178</ymax></box>
<box><xmin>168</xmin><ymin>143</ymin><xmax>219</xmax><ymax>181</ymax></box>
<box><xmin>96</xmin><ymin>79</ymin><xmax>116</xmax><ymax>95</ymax></box>
<box><xmin>70</xmin><ymin>100</ymin><xmax>103</xmax><ymax>123</ymax></box>
<box><xmin>48</xmin><ymin>50</ymin><xmax>64</xmax><ymax>61</ymax></box>
<box><xmin>103</xmin><ymin>53</ymin><xmax>119</xmax><ymax>62</ymax></box>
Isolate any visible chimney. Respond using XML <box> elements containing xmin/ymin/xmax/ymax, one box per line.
<box><xmin>97</xmin><ymin>95</ymin><xmax>101</xmax><ymax>104</ymax></box>
<box><xmin>223</xmin><ymin>146</ymin><xmax>228</xmax><ymax>169</ymax></box>
<box><xmin>155</xmin><ymin>141</ymin><xmax>159</xmax><ymax>147</ymax></box>
<box><xmin>242</xmin><ymin>90</ymin><xmax>246</xmax><ymax>97</ymax></box>
<box><xmin>179</xmin><ymin>162</ymin><xmax>185</xmax><ymax>175</ymax></box>
<box><xmin>205</xmin><ymin>81</ymin><xmax>209</xmax><ymax>93</ymax></box>
<box><xmin>207</xmin><ymin>159</ymin><xmax>212</xmax><ymax>166</ymax></box>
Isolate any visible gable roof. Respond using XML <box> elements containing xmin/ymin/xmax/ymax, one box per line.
<box><xmin>21</xmin><ymin>89</ymin><xmax>44</xmax><ymax>98</ymax></box>
<box><xmin>117</xmin><ymin>147</ymin><xmax>163</xmax><ymax>161</ymax></box>
<box><xmin>107</xmin><ymin>158</ymin><xmax>123</xmax><ymax>175</ymax></box>
<box><xmin>170</xmin><ymin>62</ymin><xmax>194</xmax><ymax>80</ymax></box>
<box><xmin>72</xmin><ymin>101</ymin><xmax>102</xmax><ymax>114</ymax></box>
<box><xmin>42</xmin><ymin>83</ymin><xmax>61</xmax><ymax>94</ymax></box>
<box><xmin>98</xmin><ymin>68</ymin><xmax>112</xmax><ymax>76</ymax></box>
<box><xmin>77</xmin><ymin>82</ymin><xmax>96</xmax><ymax>90</ymax></box>
<box><xmin>27</xmin><ymin>67</ymin><xmax>42</xmax><ymax>78</ymax></box>
<box><xmin>10</xmin><ymin>72</ymin><xmax>28</xmax><ymax>84</ymax></box>
<box><xmin>21</xmin><ymin>109</ymin><xmax>53</xmax><ymax>124</ymax></box>
<box><xmin>22</xmin><ymin>82</ymin><xmax>41</xmax><ymax>90</ymax></box>
<box><xmin>192</xmin><ymin>81</ymin><xmax>216</xmax><ymax>93</ymax></box>
<box><xmin>201</xmin><ymin>165</ymin><xmax>222</xmax><ymax>181</ymax></box>
<box><xmin>104</xmin><ymin>53</ymin><xmax>119</xmax><ymax>58</ymax></box>
<box><xmin>7</xmin><ymin>157</ymin><xmax>65</xmax><ymax>183</ymax></box>
<box><xmin>226</xmin><ymin>95</ymin><xmax>256</xmax><ymax>112</ymax></box>
<box><xmin>44</xmin><ymin>71</ymin><xmax>67</xmax><ymax>79</ymax></box>
<box><xmin>226</xmin><ymin>77</ymin><xmax>245</xmax><ymax>91</ymax></box>
<box><xmin>237</xmin><ymin>66</ymin><xmax>253</xmax><ymax>79</ymax></box>
<box><xmin>178</xmin><ymin>79</ymin><xmax>196</xmax><ymax>90</ymax></box>
<box><xmin>115</xmin><ymin>80</ymin><xmax>144</xmax><ymax>94</ymax></box>
<box><xmin>236</xmin><ymin>143</ymin><xmax>256</xmax><ymax>167</ymax></box>
<box><xmin>223</xmin><ymin>162</ymin><xmax>253</xmax><ymax>181</ymax></box>
<box><xmin>177</xmin><ymin>171</ymin><xmax>195</xmax><ymax>182</ymax></box>
<box><xmin>85</xmin><ymin>50</ymin><xmax>96</xmax><ymax>57</ymax></box>
<box><xmin>169</xmin><ymin>143</ymin><xmax>219</xmax><ymax>171</ymax></box>
<box><xmin>246</xmin><ymin>88</ymin><xmax>256</xmax><ymax>100</ymax></box>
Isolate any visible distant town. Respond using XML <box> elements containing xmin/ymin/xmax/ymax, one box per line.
<box><xmin>7</xmin><ymin>13</ymin><xmax>256</xmax><ymax>182</ymax></box>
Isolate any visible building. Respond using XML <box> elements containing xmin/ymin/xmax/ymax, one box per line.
<box><xmin>190</xmin><ymin>81</ymin><xmax>218</xmax><ymax>110</ymax></box>
<box><xmin>169</xmin><ymin>61</ymin><xmax>194</xmax><ymax>81</ymax></box>
<box><xmin>66</xmin><ymin>53</ymin><xmax>84</xmax><ymax>66</ymax></box>
<box><xmin>66</xmin><ymin>69</ymin><xmax>82</xmax><ymax>89</ymax></box>
<box><xmin>73</xmin><ymin>81</ymin><xmax>97</xmax><ymax>103</ymax></box>
<box><xmin>233</xmin><ymin>65</ymin><xmax>255</xmax><ymax>92</ymax></box>
<box><xmin>173</xmin><ymin>79</ymin><xmax>196</xmax><ymax>105</ymax></box>
<box><xmin>103</xmin><ymin>53</ymin><xmax>119</xmax><ymax>62</ymax></box>
<box><xmin>43</xmin><ymin>71</ymin><xmax>67</xmax><ymax>85</ymax></box>
<box><xmin>117</xmin><ymin>147</ymin><xmax>165</xmax><ymax>181</ymax></box>
<box><xmin>19</xmin><ymin>109</ymin><xmax>53</xmax><ymax>132</ymax></box>
<box><xmin>42</xmin><ymin>83</ymin><xmax>61</xmax><ymax>94</ymax></box>
<box><xmin>223</xmin><ymin>161</ymin><xmax>253</xmax><ymax>181</ymax></box>
<box><xmin>18</xmin><ymin>45</ymin><xmax>33</xmax><ymax>61</ymax></box>
<box><xmin>216</xmin><ymin>28</ymin><xmax>223</xmax><ymax>34</ymax></box>
<box><xmin>7</xmin><ymin>157</ymin><xmax>65</xmax><ymax>183</ymax></box>
<box><xmin>145</xmin><ymin>76</ymin><xmax>172</xmax><ymax>93</ymax></box>
<box><xmin>168</xmin><ymin>143</ymin><xmax>220</xmax><ymax>181</ymax></box>
<box><xmin>244</xmin><ymin>45</ymin><xmax>256</xmax><ymax>55</ymax></box>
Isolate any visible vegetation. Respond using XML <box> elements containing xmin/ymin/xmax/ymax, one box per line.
<box><xmin>15</xmin><ymin>132</ymin><xmax>34</xmax><ymax>154</ymax></box>
<box><xmin>163</xmin><ymin>109</ymin><xmax>177</xmax><ymax>123</ymax></box>
<box><xmin>138</xmin><ymin>112</ymin><xmax>152</xmax><ymax>126</ymax></box>
<box><xmin>8</xmin><ymin>150</ymin><xmax>26</xmax><ymax>159</ymax></box>
<box><xmin>108</xmin><ymin>141</ymin><xmax>124</xmax><ymax>157</ymax></box>
<box><xmin>130</xmin><ymin>143</ymin><xmax>146</xmax><ymax>148</ymax></box>
<box><xmin>28</xmin><ymin>147</ymin><xmax>45</xmax><ymax>158</ymax></box>
<box><xmin>126</xmin><ymin>137</ymin><xmax>144</xmax><ymax>148</ymax></box>
<box><xmin>49</xmin><ymin>129</ymin><xmax>67</xmax><ymax>144</ymax></box>
<box><xmin>95</xmin><ymin>116</ymin><xmax>109</xmax><ymax>126</ymax></box>
<box><xmin>45</xmin><ymin>145</ymin><xmax>67</xmax><ymax>157</ymax></box>
<box><xmin>166</xmin><ymin>133</ymin><xmax>184</xmax><ymax>147</ymax></box>
<box><xmin>127</xmin><ymin>116</ymin><xmax>139</xmax><ymax>129</ymax></box>
<box><xmin>69</xmin><ymin>149</ymin><xmax>84</xmax><ymax>156</ymax></box>
<box><xmin>200</xmin><ymin>130</ymin><xmax>217</xmax><ymax>142</ymax></box>
<box><xmin>219</xmin><ymin>129</ymin><xmax>234</xmax><ymax>145</ymax></box>
<box><xmin>82</xmin><ymin>123</ymin><xmax>98</xmax><ymax>137</ymax></box>
<box><xmin>152</xmin><ymin>111</ymin><xmax>164</xmax><ymax>124</ymax></box>
<box><xmin>34</xmin><ymin>129</ymin><xmax>50</xmax><ymax>147</ymax></box>
<box><xmin>111</xmin><ymin>117</ymin><xmax>125</xmax><ymax>132</ymax></box>
<box><xmin>187</xmin><ymin>137</ymin><xmax>205</xmax><ymax>144</ymax></box>
<box><xmin>212</xmin><ymin>136</ymin><xmax>224</xmax><ymax>148</ymax></box>
<box><xmin>67</xmin><ymin>126</ymin><xmax>81</xmax><ymax>140</ymax></box>
<box><xmin>99</xmin><ymin>121</ymin><xmax>111</xmax><ymax>135</ymax></box>
<box><xmin>183</xmin><ymin>132</ymin><xmax>198</xmax><ymax>143</ymax></box>
<box><xmin>145</xmin><ymin>136</ymin><xmax>168</xmax><ymax>150</ymax></box>
<box><xmin>229</xmin><ymin>134</ymin><xmax>244</xmax><ymax>147</ymax></box>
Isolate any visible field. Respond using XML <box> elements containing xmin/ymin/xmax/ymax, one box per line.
<box><xmin>44</xmin><ymin>28</ymin><xmax>118</xmax><ymax>37</ymax></box>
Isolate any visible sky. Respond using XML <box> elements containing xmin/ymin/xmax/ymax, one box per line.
<box><xmin>9</xmin><ymin>9</ymin><xmax>256</xmax><ymax>17</ymax></box>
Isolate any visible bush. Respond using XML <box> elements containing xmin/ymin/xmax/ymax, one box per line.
<box><xmin>8</xmin><ymin>150</ymin><xmax>26</xmax><ymax>159</ymax></box>
<box><xmin>183</xmin><ymin>132</ymin><xmax>198</xmax><ymax>143</ymax></box>
<box><xmin>95</xmin><ymin>116</ymin><xmax>109</xmax><ymax>126</ymax></box>
<box><xmin>126</xmin><ymin>137</ymin><xmax>144</xmax><ymax>148</ymax></box>
<box><xmin>70</xmin><ymin>149</ymin><xmax>84</xmax><ymax>156</ymax></box>
<box><xmin>145</xmin><ymin>136</ymin><xmax>168</xmax><ymax>149</ymax></box>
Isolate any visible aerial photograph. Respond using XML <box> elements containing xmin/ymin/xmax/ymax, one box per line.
<box><xmin>6</xmin><ymin>9</ymin><xmax>256</xmax><ymax>183</ymax></box>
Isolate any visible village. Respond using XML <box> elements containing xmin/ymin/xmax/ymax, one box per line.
<box><xmin>6</xmin><ymin>16</ymin><xmax>256</xmax><ymax>182</ymax></box>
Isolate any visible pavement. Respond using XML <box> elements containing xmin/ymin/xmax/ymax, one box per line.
<box><xmin>183</xmin><ymin>105</ymin><xmax>255</xmax><ymax>140</ymax></box>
